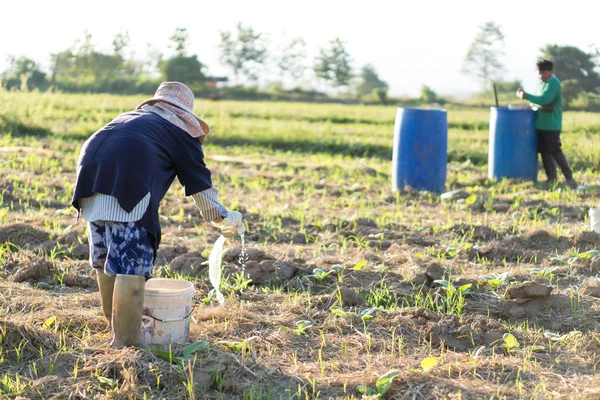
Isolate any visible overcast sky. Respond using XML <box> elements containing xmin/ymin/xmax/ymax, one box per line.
<box><xmin>1</xmin><ymin>0</ymin><xmax>597</xmax><ymax>97</ymax></box>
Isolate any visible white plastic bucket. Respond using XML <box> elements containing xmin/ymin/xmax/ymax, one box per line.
<box><xmin>590</xmin><ymin>208</ymin><xmax>600</xmax><ymax>233</ymax></box>
<box><xmin>141</xmin><ymin>278</ymin><xmax>195</xmax><ymax>346</ymax></box>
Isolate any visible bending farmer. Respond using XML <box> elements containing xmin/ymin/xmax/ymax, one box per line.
<box><xmin>516</xmin><ymin>59</ymin><xmax>577</xmax><ymax>188</ymax></box>
<box><xmin>71</xmin><ymin>82</ymin><xmax>245</xmax><ymax>348</ymax></box>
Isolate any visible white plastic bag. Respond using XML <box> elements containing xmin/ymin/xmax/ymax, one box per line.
<box><xmin>208</xmin><ymin>235</ymin><xmax>226</xmax><ymax>304</ymax></box>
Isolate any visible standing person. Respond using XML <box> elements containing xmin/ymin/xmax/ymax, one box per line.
<box><xmin>72</xmin><ymin>82</ymin><xmax>245</xmax><ymax>348</ymax></box>
<box><xmin>517</xmin><ymin>59</ymin><xmax>577</xmax><ymax>188</ymax></box>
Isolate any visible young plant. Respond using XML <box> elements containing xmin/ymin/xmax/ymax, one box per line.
<box><xmin>433</xmin><ymin>279</ymin><xmax>472</xmax><ymax>315</ymax></box>
<box><xmin>356</xmin><ymin>370</ymin><xmax>400</xmax><ymax>398</ymax></box>
<box><xmin>278</xmin><ymin>320</ymin><xmax>314</xmax><ymax>335</ymax></box>
<box><xmin>482</xmin><ymin>272</ymin><xmax>511</xmax><ymax>290</ymax></box>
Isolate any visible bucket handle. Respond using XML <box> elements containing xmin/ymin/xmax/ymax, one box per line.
<box><xmin>143</xmin><ymin>303</ymin><xmax>196</xmax><ymax>323</ymax></box>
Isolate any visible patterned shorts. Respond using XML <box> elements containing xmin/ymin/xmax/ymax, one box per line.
<box><xmin>87</xmin><ymin>221</ymin><xmax>155</xmax><ymax>278</ymax></box>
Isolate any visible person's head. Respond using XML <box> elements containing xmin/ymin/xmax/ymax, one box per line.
<box><xmin>536</xmin><ymin>59</ymin><xmax>554</xmax><ymax>82</ymax></box>
<box><xmin>136</xmin><ymin>82</ymin><xmax>210</xmax><ymax>141</ymax></box>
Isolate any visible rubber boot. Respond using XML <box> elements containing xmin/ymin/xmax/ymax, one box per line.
<box><xmin>111</xmin><ymin>274</ymin><xmax>147</xmax><ymax>349</ymax></box>
<box><xmin>540</xmin><ymin>152</ymin><xmax>557</xmax><ymax>183</ymax></box>
<box><xmin>95</xmin><ymin>269</ymin><xmax>115</xmax><ymax>325</ymax></box>
<box><xmin>552</xmin><ymin>151</ymin><xmax>577</xmax><ymax>188</ymax></box>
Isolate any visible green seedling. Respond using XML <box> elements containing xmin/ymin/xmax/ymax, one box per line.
<box><xmin>356</xmin><ymin>369</ymin><xmax>400</xmax><ymax>398</ymax></box>
<box><xmin>438</xmin><ymin>247</ymin><xmax>459</xmax><ymax>259</ymax></box>
<box><xmin>42</xmin><ymin>316</ymin><xmax>56</xmax><ymax>329</ymax></box>
<box><xmin>421</xmin><ymin>357</ymin><xmax>439</xmax><ymax>372</ymax></box>
<box><xmin>227</xmin><ymin>271</ymin><xmax>253</xmax><ymax>292</ymax></box>
<box><xmin>433</xmin><ymin>280</ymin><xmax>472</xmax><ymax>315</ymax></box>
<box><xmin>353</xmin><ymin>260</ymin><xmax>368</xmax><ymax>270</ymax></box>
<box><xmin>526</xmin><ymin>267</ymin><xmax>558</xmax><ymax>278</ymax></box>
<box><xmin>150</xmin><ymin>341</ymin><xmax>209</xmax><ymax>364</ymax></box>
<box><xmin>329</xmin><ymin>306</ymin><xmax>353</xmax><ymax>318</ymax></box>
<box><xmin>503</xmin><ymin>333</ymin><xmax>520</xmax><ymax>353</ymax></box>
<box><xmin>544</xmin><ymin>331</ymin><xmax>582</xmax><ymax>343</ymax></box>
<box><xmin>278</xmin><ymin>320</ymin><xmax>314</xmax><ymax>335</ymax></box>
<box><xmin>482</xmin><ymin>272</ymin><xmax>511</xmax><ymax>289</ymax></box>
<box><xmin>307</xmin><ymin>265</ymin><xmax>343</xmax><ymax>281</ymax></box>
<box><xmin>359</xmin><ymin>307</ymin><xmax>379</xmax><ymax>321</ymax></box>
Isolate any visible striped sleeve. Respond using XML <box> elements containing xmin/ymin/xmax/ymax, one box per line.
<box><xmin>191</xmin><ymin>186</ymin><xmax>228</xmax><ymax>222</ymax></box>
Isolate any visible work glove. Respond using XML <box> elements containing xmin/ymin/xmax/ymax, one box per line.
<box><xmin>211</xmin><ymin>210</ymin><xmax>245</xmax><ymax>237</ymax></box>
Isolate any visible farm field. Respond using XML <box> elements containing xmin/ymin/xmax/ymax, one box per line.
<box><xmin>3</xmin><ymin>89</ymin><xmax>600</xmax><ymax>399</ymax></box>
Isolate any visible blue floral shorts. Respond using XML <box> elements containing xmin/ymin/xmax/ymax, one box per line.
<box><xmin>87</xmin><ymin>221</ymin><xmax>155</xmax><ymax>278</ymax></box>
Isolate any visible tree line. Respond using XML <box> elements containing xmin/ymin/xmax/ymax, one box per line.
<box><xmin>3</xmin><ymin>22</ymin><xmax>600</xmax><ymax>108</ymax></box>
<box><xmin>0</xmin><ymin>25</ymin><xmax>390</xmax><ymax>103</ymax></box>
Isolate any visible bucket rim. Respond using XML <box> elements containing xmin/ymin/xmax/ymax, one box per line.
<box><xmin>145</xmin><ymin>278</ymin><xmax>195</xmax><ymax>296</ymax></box>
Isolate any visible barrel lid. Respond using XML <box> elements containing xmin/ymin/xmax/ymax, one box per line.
<box><xmin>145</xmin><ymin>278</ymin><xmax>195</xmax><ymax>296</ymax></box>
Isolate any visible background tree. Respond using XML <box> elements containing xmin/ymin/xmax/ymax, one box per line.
<box><xmin>112</xmin><ymin>31</ymin><xmax>130</xmax><ymax>58</ymax></box>
<box><xmin>356</xmin><ymin>64</ymin><xmax>388</xmax><ymax>95</ymax></box>
<box><xmin>219</xmin><ymin>22</ymin><xmax>268</xmax><ymax>82</ymax></box>
<box><xmin>160</xmin><ymin>55</ymin><xmax>205</xmax><ymax>84</ymax></box>
<box><xmin>372</xmin><ymin>87</ymin><xmax>388</xmax><ymax>105</ymax></box>
<box><xmin>169</xmin><ymin>28</ymin><xmax>189</xmax><ymax>56</ymax></box>
<box><xmin>463</xmin><ymin>21</ymin><xmax>505</xmax><ymax>91</ymax></box>
<box><xmin>420</xmin><ymin>85</ymin><xmax>439</xmax><ymax>104</ymax></box>
<box><xmin>160</xmin><ymin>27</ymin><xmax>205</xmax><ymax>84</ymax></box>
<box><xmin>313</xmin><ymin>37</ymin><xmax>353</xmax><ymax>88</ymax></box>
<box><xmin>540</xmin><ymin>44</ymin><xmax>600</xmax><ymax>93</ymax></box>
<box><xmin>1</xmin><ymin>56</ymin><xmax>47</xmax><ymax>90</ymax></box>
<box><xmin>274</xmin><ymin>37</ymin><xmax>307</xmax><ymax>82</ymax></box>
<box><xmin>561</xmin><ymin>79</ymin><xmax>583</xmax><ymax>108</ymax></box>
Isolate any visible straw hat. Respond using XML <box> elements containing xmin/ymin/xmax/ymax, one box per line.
<box><xmin>137</xmin><ymin>82</ymin><xmax>210</xmax><ymax>135</ymax></box>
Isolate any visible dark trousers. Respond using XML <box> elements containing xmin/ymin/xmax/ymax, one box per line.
<box><xmin>537</xmin><ymin>130</ymin><xmax>573</xmax><ymax>182</ymax></box>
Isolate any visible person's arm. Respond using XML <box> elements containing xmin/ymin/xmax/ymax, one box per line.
<box><xmin>191</xmin><ymin>187</ymin><xmax>228</xmax><ymax>222</ymax></box>
<box><xmin>175</xmin><ymin>137</ymin><xmax>244</xmax><ymax>236</ymax></box>
<box><xmin>540</xmin><ymin>101</ymin><xmax>556</xmax><ymax>111</ymax></box>
<box><xmin>524</xmin><ymin>80</ymin><xmax>559</xmax><ymax>106</ymax></box>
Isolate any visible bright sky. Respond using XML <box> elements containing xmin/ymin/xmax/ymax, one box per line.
<box><xmin>1</xmin><ymin>0</ymin><xmax>597</xmax><ymax>97</ymax></box>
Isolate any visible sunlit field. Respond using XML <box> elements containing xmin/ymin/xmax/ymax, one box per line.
<box><xmin>2</xmin><ymin>89</ymin><xmax>600</xmax><ymax>399</ymax></box>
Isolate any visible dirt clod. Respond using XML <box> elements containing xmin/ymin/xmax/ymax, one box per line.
<box><xmin>582</xmin><ymin>278</ymin><xmax>600</xmax><ymax>298</ymax></box>
<box><xmin>63</xmin><ymin>274</ymin><xmax>97</xmax><ymax>289</ymax></box>
<box><xmin>9</xmin><ymin>259</ymin><xmax>53</xmax><ymax>283</ymax></box>
<box><xmin>238</xmin><ymin>260</ymin><xmax>299</xmax><ymax>284</ymax></box>
<box><xmin>425</xmin><ymin>263</ymin><xmax>445</xmax><ymax>281</ymax></box>
<box><xmin>223</xmin><ymin>247</ymin><xmax>275</xmax><ymax>264</ymax></box>
<box><xmin>506</xmin><ymin>281</ymin><xmax>552</xmax><ymax>299</ymax></box>
<box><xmin>410</xmin><ymin>272</ymin><xmax>428</xmax><ymax>286</ymax></box>
<box><xmin>292</xmin><ymin>233</ymin><xmax>307</xmax><ymax>244</ymax></box>
<box><xmin>0</xmin><ymin>223</ymin><xmax>50</xmax><ymax>248</ymax></box>
<box><xmin>156</xmin><ymin>245</ymin><xmax>188</xmax><ymax>264</ymax></box>
<box><xmin>573</xmin><ymin>231</ymin><xmax>600</xmax><ymax>248</ymax></box>
<box><xmin>169</xmin><ymin>251</ymin><xmax>206</xmax><ymax>276</ymax></box>
<box><xmin>338</xmin><ymin>287</ymin><xmax>365</xmax><ymax>307</ymax></box>
<box><xmin>70</xmin><ymin>243</ymin><xmax>88</xmax><ymax>259</ymax></box>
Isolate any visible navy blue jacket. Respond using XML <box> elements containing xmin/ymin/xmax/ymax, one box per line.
<box><xmin>72</xmin><ymin>111</ymin><xmax>213</xmax><ymax>254</ymax></box>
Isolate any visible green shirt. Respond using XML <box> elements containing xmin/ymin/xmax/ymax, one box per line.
<box><xmin>525</xmin><ymin>75</ymin><xmax>562</xmax><ymax>131</ymax></box>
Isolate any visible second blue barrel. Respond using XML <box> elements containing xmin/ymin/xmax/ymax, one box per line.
<box><xmin>488</xmin><ymin>107</ymin><xmax>537</xmax><ymax>181</ymax></box>
<box><xmin>392</xmin><ymin>108</ymin><xmax>448</xmax><ymax>192</ymax></box>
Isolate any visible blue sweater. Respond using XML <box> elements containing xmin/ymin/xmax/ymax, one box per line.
<box><xmin>72</xmin><ymin>111</ymin><xmax>215</xmax><ymax>254</ymax></box>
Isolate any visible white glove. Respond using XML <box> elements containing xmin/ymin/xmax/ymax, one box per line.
<box><xmin>211</xmin><ymin>210</ymin><xmax>245</xmax><ymax>237</ymax></box>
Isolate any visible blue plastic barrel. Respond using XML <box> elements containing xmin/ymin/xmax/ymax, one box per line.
<box><xmin>488</xmin><ymin>107</ymin><xmax>537</xmax><ymax>181</ymax></box>
<box><xmin>392</xmin><ymin>108</ymin><xmax>448</xmax><ymax>192</ymax></box>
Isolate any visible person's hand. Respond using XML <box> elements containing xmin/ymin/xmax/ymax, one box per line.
<box><xmin>516</xmin><ymin>88</ymin><xmax>526</xmax><ymax>100</ymax></box>
<box><xmin>211</xmin><ymin>211</ymin><xmax>245</xmax><ymax>237</ymax></box>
